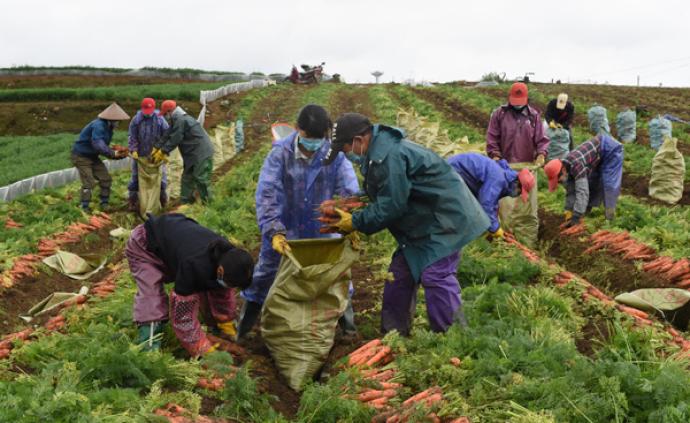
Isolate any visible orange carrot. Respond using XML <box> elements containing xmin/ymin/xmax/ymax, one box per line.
<box><xmin>365</xmin><ymin>346</ymin><xmax>392</xmax><ymax>367</ymax></box>
<box><xmin>450</xmin><ymin>357</ymin><xmax>462</xmax><ymax>367</ymax></box>
<box><xmin>358</xmin><ymin>389</ymin><xmax>386</xmax><ymax>402</ymax></box>
<box><xmin>0</xmin><ymin>349</ymin><xmax>10</xmax><ymax>359</ymax></box>
<box><xmin>366</xmin><ymin>397</ymin><xmax>389</xmax><ymax>409</ymax></box>
<box><xmin>378</xmin><ymin>382</ymin><xmax>402</xmax><ymax>390</ymax></box>
<box><xmin>402</xmin><ymin>387</ymin><xmax>440</xmax><ymax>407</ymax></box>
<box><xmin>365</xmin><ymin>369</ymin><xmax>396</xmax><ymax>382</ymax></box>
<box><xmin>350</xmin><ymin>339</ymin><xmax>382</xmax><ymax>356</ymax></box>
<box><xmin>617</xmin><ymin>305</ymin><xmax>649</xmax><ymax>319</ymax></box>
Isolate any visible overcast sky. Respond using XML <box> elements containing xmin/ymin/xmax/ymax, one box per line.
<box><xmin>2</xmin><ymin>0</ymin><xmax>689</xmax><ymax>87</ymax></box>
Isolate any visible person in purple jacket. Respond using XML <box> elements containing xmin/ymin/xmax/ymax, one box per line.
<box><xmin>127</xmin><ymin>98</ymin><xmax>169</xmax><ymax>211</ymax></box>
<box><xmin>447</xmin><ymin>153</ymin><xmax>535</xmax><ymax>240</ymax></box>
<box><xmin>485</xmin><ymin>82</ymin><xmax>550</xmax><ymax>247</ymax></box>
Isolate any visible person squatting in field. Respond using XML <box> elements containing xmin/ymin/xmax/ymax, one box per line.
<box><xmin>544</xmin><ymin>133</ymin><xmax>624</xmax><ymax>228</ymax></box>
<box><xmin>486</xmin><ymin>82</ymin><xmax>550</xmax><ymax>247</ymax></box>
<box><xmin>323</xmin><ymin>113</ymin><xmax>490</xmax><ymax>336</ymax></box>
<box><xmin>127</xmin><ymin>98</ymin><xmax>169</xmax><ymax>211</ymax></box>
<box><xmin>151</xmin><ymin>100</ymin><xmax>214</xmax><ymax>204</ymax></box>
<box><xmin>237</xmin><ymin>104</ymin><xmax>360</xmax><ymax>338</ymax></box>
<box><xmin>71</xmin><ymin>103</ymin><xmax>130</xmax><ymax>212</ymax></box>
<box><xmin>125</xmin><ymin>213</ymin><xmax>254</xmax><ymax>356</ymax></box>
<box><xmin>447</xmin><ymin>152</ymin><xmax>536</xmax><ymax>241</ymax></box>
<box><xmin>545</xmin><ymin>92</ymin><xmax>575</xmax><ymax>149</ymax></box>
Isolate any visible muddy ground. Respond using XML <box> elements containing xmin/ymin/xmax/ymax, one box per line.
<box><xmin>409</xmin><ymin>87</ymin><xmax>491</xmax><ymax>131</ymax></box>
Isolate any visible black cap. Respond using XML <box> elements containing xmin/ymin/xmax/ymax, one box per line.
<box><xmin>322</xmin><ymin>113</ymin><xmax>372</xmax><ymax>165</ymax></box>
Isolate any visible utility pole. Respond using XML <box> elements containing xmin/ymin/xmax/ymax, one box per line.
<box><xmin>637</xmin><ymin>75</ymin><xmax>640</xmax><ymax>87</ymax></box>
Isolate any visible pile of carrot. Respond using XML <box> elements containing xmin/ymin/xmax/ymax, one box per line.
<box><xmin>0</xmin><ymin>328</ymin><xmax>34</xmax><ymax>360</ymax></box>
<box><xmin>317</xmin><ymin>196</ymin><xmax>367</xmax><ymax>234</ymax></box>
<box><xmin>503</xmin><ymin>233</ymin><xmax>540</xmax><ymax>263</ymax></box>
<box><xmin>44</xmin><ymin>314</ymin><xmax>66</xmax><ymax>331</ymax></box>
<box><xmin>206</xmin><ymin>334</ymin><xmax>249</xmax><ymax>359</ymax></box>
<box><xmin>347</xmin><ymin>339</ymin><xmax>394</xmax><ymax>368</ymax></box>
<box><xmin>560</xmin><ymin>221</ymin><xmax>587</xmax><ymax>236</ymax></box>
<box><xmin>1</xmin><ymin>213</ymin><xmax>112</xmax><ymax>288</ymax></box>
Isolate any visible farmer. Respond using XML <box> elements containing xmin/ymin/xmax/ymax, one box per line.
<box><xmin>127</xmin><ymin>98</ymin><xmax>170</xmax><ymax>211</ymax></box>
<box><xmin>486</xmin><ymin>82</ymin><xmax>550</xmax><ymax>247</ymax></box>
<box><xmin>237</xmin><ymin>104</ymin><xmax>360</xmax><ymax>338</ymax></box>
<box><xmin>323</xmin><ymin>113</ymin><xmax>490</xmax><ymax>336</ymax></box>
<box><xmin>543</xmin><ymin>134</ymin><xmax>624</xmax><ymax>227</ymax></box>
<box><xmin>545</xmin><ymin>93</ymin><xmax>575</xmax><ymax>149</ymax></box>
<box><xmin>151</xmin><ymin>100</ymin><xmax>214</xmax><ymax>204</ymax></box>
<box><xmin>71</xmin><ymin>103</ymin><xmax>130</xmax><ymax>212</ymax></box>
<box><xmin>447</xmin><ymin>153</ymin><xmax>536</xmax><ymax>240</ymax></box>
<box><xmin>125</xmin><ymin>213</ymin><xmax>254</xmax><ymax>356</ymax></box>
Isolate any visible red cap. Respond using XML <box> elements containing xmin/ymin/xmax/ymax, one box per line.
<box><xmin>159</xmin><ymin>100</ymin><xmax>177</xmax><ymax>116</ymax></box>
<box><xmin>509</xmin><ymin>82</ymin><xmax>529</xmax><ymax>106</ymax></box>
<box><xmin>544</xmin><ymin>159</ymin><xmax>563</xmax><ymax>192</ymax></box>
<box><xmin>141</xmin><ymin>97</ymin><xmax>155</xmax><ymax>115</ymax></box>
<box><xmin>517</xmin><ymin>168</ymin><xmax>535</xmax><ymax>203</ymax></box>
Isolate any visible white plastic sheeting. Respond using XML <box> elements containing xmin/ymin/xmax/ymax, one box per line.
<box><xmin>0</xmin><ymin>158</ymin><xmax>132</xmax><ymax>202</ymax></box>
<box><xmin>197</xmin><ymin>79</ymin><xmax>270</xmax><ymax>126</ymax></box>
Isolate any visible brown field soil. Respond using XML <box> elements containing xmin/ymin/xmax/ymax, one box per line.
<box><xmin>409</xmin><ymin>87</ymin><xmax>491</xmax><ymax>130</ymax></box>
<box><xmin>538</xmin><ymin>210</ymin><xmax>672</xmax><ymax>296</ymax></box>
<box><xmin>0</xmin><ymin>100</ymin><xmax>202</xmax><ymax>136</ymax></box>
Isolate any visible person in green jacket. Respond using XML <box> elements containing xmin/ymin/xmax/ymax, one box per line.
<box><xmin>151</xmin><ymin>100</ymin><xmax>214</xmax><ymax>204</ymax></box>
<box><xmin>322</xmin><ymin>113</ymin><xmax>490</xmax><ymax>335</ymax></box>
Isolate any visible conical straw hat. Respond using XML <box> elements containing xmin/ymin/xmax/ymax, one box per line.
<box><xmin>98</xmin><ymin>103</ymin><xmax>130</xmax><ymax>120</ymax></box>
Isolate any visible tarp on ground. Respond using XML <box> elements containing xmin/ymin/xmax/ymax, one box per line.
<box><xmin>20</xmin><ymin>286</ymin><xmax>89</xmax><ymax>322</ymax></box>
<box><xmin>397</xmin><ymin>108</ymin><xmax>482</xmax><ymax>157</ymax></box>
<box><xmin>616</xmin><ymin>288</ymin><xmax>690</xmax><ymax>329</ymax></box>
<box><xmin>42</xmin><ymin>250</ymin><xmax>107</xmax><ymax>280</ymax></box>
<box><xmin>649</xmin><ymin>137</ymin><xmax>686</xmax><ymax>204</ymax></box>
<box><xmin>261</xmin><ymin>237</ymin><xmax>357</xmax><ymax>391</ymax></box>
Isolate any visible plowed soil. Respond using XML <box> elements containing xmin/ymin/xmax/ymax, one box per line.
<box><xmin>409</xmin><ymin>87</ymin><xmax>490</xmax><ymax>130</ymax></box>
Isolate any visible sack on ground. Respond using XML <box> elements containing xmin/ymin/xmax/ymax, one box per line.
<box><xmin>616</xmin><ymin>109</ymin><xmax>637</xmax><ymax>143</ymax></box>
<box><xmin>546</xmin><ymin>126</ymin><xmax>570</xmax><ymax>160</ymax></box>
<box><xmin>261</xmin><ymin>237</ymin><xmax>357</xmax><ymax>391</ymax></box>
<box><xmin>649</xmin><ymin>116</ymin><xmax>672</xmax><ymax>150</ymax></box>
<box><xmin>588</xmin><ymin>105</ymin><xmax>610</xmax><ymax>135</ymax></box>
<box><xmin>137</xmin><ymin>158</ymin><xmax>164</xmax><ymax>218</ymax></box>
<box><xmin>649</xmin><ymin>137</ymin><xmax>686</xmax><ymax>204</ymax></box>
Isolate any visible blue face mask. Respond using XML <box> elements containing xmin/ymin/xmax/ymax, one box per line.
<box><xmin>346</xmin><ymin>151</ymin><xmax>363</xmax><ymax>165</ymax></box>
<box><xmin>298</xmin><ymin>136</ymin><xmax>325</xmax><ymax>152</ymax></box>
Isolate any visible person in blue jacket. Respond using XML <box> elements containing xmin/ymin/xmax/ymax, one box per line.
<box><xmin>447</xmin><ymin>153</ymin><xmax>536</xmax><ymax>240</ymax></box>
<box><xmin>71</xmin><ymin>103</ymin><xmax>130</xmax><ymax>212</ymax></box>
<box><xmin>323</xmin><ymin>113</ymin><xmax>490</xmax><ymax>336</ymax></box>
<box><xmin>237</xmin><ymin>104</ymin><xmax>360</xmax><ymax>338</ymax></box>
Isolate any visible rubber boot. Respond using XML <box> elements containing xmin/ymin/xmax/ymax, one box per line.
<box><xmin>137</xmin><ymin>321</ymin><xmax>165</xmax><ymax>352</ymax></box>
<box><xmin>237</xmin><ymin>301</ymin><xmax>262</xmax><ymax>339</ymax></box>
<box><xmin>337</xmin><ymin>297</ymin><xmax>357</xmax><ymax>335</ymax></box>
<box><xmin>128</xmin><ymin>192</ymin><xmax>139</xmax><ymax>212</ymax></box>
<box><xmin>99</xmin><ymin>196</ymin><xmax>110</xmax><ymax>212</ymax></box>
<box><xmin>81</xmin><ymin>201</ymin><xmax>91</xmax><ymax>213</ymax></box>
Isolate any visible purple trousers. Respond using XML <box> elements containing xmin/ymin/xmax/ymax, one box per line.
<box><xmin>382</xmin><ymin>251</ymin><xmax>462</xmax><ymax>335</ymax></box>
<box><xmin>126</xmin><ymin>225</ymin><xmax>171</xmax><ymax>324</ymax></box>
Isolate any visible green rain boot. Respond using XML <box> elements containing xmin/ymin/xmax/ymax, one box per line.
<box><xmin>137</xmin><ymin>321</ymin><xmax>165</xmax><ymax>352</ymax></box>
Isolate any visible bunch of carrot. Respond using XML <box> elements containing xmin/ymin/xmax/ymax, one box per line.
<box><xmin>90</xmin><ymin>276</ymin><xmax>117</xmax><ymax>297</ymax></box>
<box><xmin>503</xmin><ymin>233</ymin><xmax>540</xmax><ymax>263</ymax></box>
<box><xmin>560</xmin><ymin>222</ymin><xmax>587</xmax><ymax>236</ymax></box>
<box><xmin>644</xmin><ymin>257</ymin><xmax>690</xmax><ymax>287</ymax></box>
<box><xmin>44</xmin><ymin>314</ymin><xmax>66</xmax><ymax>331</ymax></box>
<box><xmin>317</xmin><ymin>196</ymin><xmax>368</xmax><ymax>234</ymax></box>
<box><xmin>4</xmin><ymin>217</ymin><xmax>23</xmax><ymax>229</ymax></box>
<box><xmin>347</xmin><ymin>339</ymin><xmax>394</xmax><ymax>368</ymax></box>
<box><xmin>371</xmin><ymin>387</ymin><xmax>446</xmax><ymax>423</ymax></box>
<box><xmin>583</xmin><ymin>230</ymin><xmax>656</xmax><ymax>260</ymax></box>
<box><xmin>0</xmin><ymin>328</ymin><xmax>33</xmax><ymax>360</ymax></box>
<box><xmin>154</xmin><ymin>403</ymin><xmax>230</xmax><ymax>423</ymax></box>
<box><xmin>206</xmin><ymin>334</ymin><xmax>249</xmax><ymax>359</ymax></box>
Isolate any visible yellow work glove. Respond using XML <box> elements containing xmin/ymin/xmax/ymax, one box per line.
<box><xmin>271</xmin><ymin>233</ymin><xmax>291</xmax><ymax>255</ymax></box>
<box><xmin>549</xmin><ymin>120</ymin><xmax>557</xmax><ymax>129</ymax></box>
<box><xmin>534</xmin><ymin>154</ymin><xmax>545</xmax><ymax>167</ymax></box>
<box><xmin>487</xmin><ymin>227</ymin><xmax>505</xmax><ymax>241</ymax></box>
<box><xmin>205</xmin><ymin>343</ymin><xmax>220</xmax><ymax>355</ymax></box>
<box><xmin>217</xmin><ymin>321</ymin><xmax>237</xmax><ymax>338</ymax></box>
<box><xmin>131</xmin><ymin>151</ymin><xmax>139</xmax><ymax>160</ymax></box>
<box><xmin>151</xmin><ymin>147</ymin><xmax>167</xmax><ymax>164</ymax></box>
<box><xmin>564</xmin><ymin>210</ymin><xmax>573</xmax><ymax>222</ymax></box>
<box><xmin>492</xmin><ymin>156</ymin><xmax>501</xmax><ymax>161</ymax></box>
<box><xmin>332</xmin><ymin>208</ymin><xmax>353</xmax><ymax>233</ymax></box>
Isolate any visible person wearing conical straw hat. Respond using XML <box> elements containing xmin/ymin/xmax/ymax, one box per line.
<box><xmin>71</xmin><ymin>103</ymin><xmax>130</xmax><ymax>212</ymax></box>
